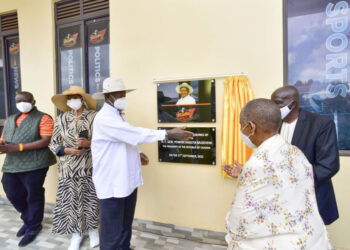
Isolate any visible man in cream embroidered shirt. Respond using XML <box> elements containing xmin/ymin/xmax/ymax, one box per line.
<box><xmin>223</xmin><ymin>99</ymin><xmax>332</xmax><ymax>250</ymax></box>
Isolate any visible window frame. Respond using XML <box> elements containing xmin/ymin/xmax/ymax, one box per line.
<box><xmin>54</xmin><ymin>0</ymin><xmax>109</xmax><ymax>95</ymax></box>
<box><xmin>0</xmin><ymin>13</ymin><xmax>20</xmax><ymax>126</ymax></box>
<box><xmin>282</xmin><ymin>0</ymin><xmax>350</xmax><ymax>156</ymax></box>
<box><xmin>56</xmin><ymin>20</ymin><xmax>86</xmax><ymax>93</ymax></box>
<box><xmin>84</xmin><ymin>16</ymin><xmax>110</xmax><ymax>94</ymax></box>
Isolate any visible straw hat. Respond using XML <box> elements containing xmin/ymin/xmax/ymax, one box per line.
<box><xmin>51</xmin><ymin>86</ymin><xmax>97</xmax><ymax>112</ymax></box>
<box><xmin>176</xmin><ymin>82</ymin><xmax>193</xmax><ymax>94</ymax></box>
<box><xmin>93</xmin><ymin>77</ymin><xmax>135</xmax><ymax>99</ymax></box>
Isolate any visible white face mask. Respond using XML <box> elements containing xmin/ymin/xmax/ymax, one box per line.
<box><xmin>113</xmin><ymin>97</ymin><xmax>127</xmax><ymax>111</ymax></box>
<box><xmin>67</xmin><ymin>98</ymin><xmax>82</xmax><ymax>111</ymax></box>
<box><xmin>280</xmin><ymin>101</ymin><xmax>293</xmax><ymax>119</ymax></box>
<box><xmin>16</xmin><ymin>102</ymin><xmax>33</xmax><ymax>113</ymax></box>
<box><xmin>240</xmin><ymin>124</ymin><xmax>257</xmax><ymax>148</ymax></box>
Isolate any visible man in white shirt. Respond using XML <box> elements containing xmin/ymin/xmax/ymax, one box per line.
<box><xmin>175</xmin><ymin>82</ymin><xmax>196</xmax><ymax>105</ymax></box>
<box><xmin>91</xmin><ymin>77</ymin><xmax>194</xmax><ymax>250</ymax></box>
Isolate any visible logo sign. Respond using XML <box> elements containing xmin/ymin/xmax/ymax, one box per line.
<box><xmin>176</xmin><ymin>108</ymin><xmax>196</xmax><ymax>121</ymax></box>
<box><xmin>89</xmin><ymin>29</ymin><xmax>107</xmax><ymax>44</ymax></box>
<box><xmin>9</xmin><ymin>42</ymin><xmax>20</xmax><ymax>55</ymax></box>
<box><xmin>63</xmin><ymin>33</ymin><xmax>79</xmax><ymax>48</ymax></box>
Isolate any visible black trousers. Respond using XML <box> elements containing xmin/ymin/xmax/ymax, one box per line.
<box><xmin>99</xmin><ymin>189</ymin><xmax>138</xmax><ymax>250</ymax></box>
<box><xmin>1</xmin><ymin>167</ymin><xmax>48</xmax><ymax>233</ymax></box>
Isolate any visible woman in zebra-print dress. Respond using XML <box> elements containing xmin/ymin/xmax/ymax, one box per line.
<box><xmin>49</xmin><ymin>86</ymin><xmax>99</xmax><ymax>250</ymax></box>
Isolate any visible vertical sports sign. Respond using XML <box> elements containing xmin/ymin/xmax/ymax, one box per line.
<box><xmin>285</xmin><ymin>0</ymin><xmax>350</xmax><ymax>150</ymax></box>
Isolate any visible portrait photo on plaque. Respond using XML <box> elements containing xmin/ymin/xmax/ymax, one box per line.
<box><xmin>158</xmin><ymin>127</ymin><xmax>216</xmax><ymax>165</ymax></box>
<box><xmin>157</xmin><ymin>79</ymin><xmax>216</xmax><ymax>122</ymax></box>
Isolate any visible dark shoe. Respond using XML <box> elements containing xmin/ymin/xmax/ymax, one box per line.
<box><xmin>18</xmin><ymin>225</ymin><xmax>42</xmax><ymax>247</ymax></box>
<box><xmin>16</xmin><ymin>225</ymin><xmax>27</xmax><ymax>237</ymax></box>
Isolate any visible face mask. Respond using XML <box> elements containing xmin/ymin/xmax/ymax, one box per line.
<box><xmin>67</xmin><ymin>98</ymin><xmax>82</xmax><ymax>111</ymax></box>
<box><xmin>240</xmin><ymin>124</ymin><xmax>257</xmax><ymax>148</ymax></box>
<box><xmin>16</xmin><ymin>102</ymin><xmax>33</xmax><ymax>113</ymax></box>
<box><xmin>280</xmin><ymin>102</ymin><xmax>293</xmax><ymax>119</ymax></box>
<box><xmin>112</xmin><ymin>97</ymin><xmax>127</xmax><ymax>111</ymax></box>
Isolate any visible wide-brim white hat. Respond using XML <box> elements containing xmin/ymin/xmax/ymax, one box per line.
<box><xmin>176</xmin><ymin>82</ymin><xmax>194</xmax><ymax>94</ymax></box>
<box><xmin>93</xmin><ymin>77</ymin><xmax>135</xmax><ymax>99</ymax></box>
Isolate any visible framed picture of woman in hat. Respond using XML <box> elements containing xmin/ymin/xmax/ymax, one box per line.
<box><xmin>157</xmin><ymin>79</ymin><xmax>216</xmax><ymax>123</ymax></box>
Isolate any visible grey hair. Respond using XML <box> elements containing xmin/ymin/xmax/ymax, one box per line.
<box><xmin>240</xmin><ymin>98</ymin><xmax>282</xmax><ymax>133</ymax></box>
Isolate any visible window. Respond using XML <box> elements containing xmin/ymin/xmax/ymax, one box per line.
<box><xmin>0</xmin><ymin>12</ymin><xmax>21</xmax><ymax>126</ymax></box>
<box><xmin>55</xmin><ymin>0</ymin><xmax>110</xmax><ymax>94</ymax></box>
<box><xmin>283</xmin><ymin>0</ymin><xmax>350</xmax><ymax>155</ymax></box>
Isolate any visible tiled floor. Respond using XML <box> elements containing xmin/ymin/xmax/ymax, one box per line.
<box><xmin>0</xmin><ymin>198</ymin><xmax>227</xmax><ymax>250</ymax></box>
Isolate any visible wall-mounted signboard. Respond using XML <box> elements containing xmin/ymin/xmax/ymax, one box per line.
<box><xmin>284</xmin><ymin>0</ymin><xmax>350</xmax><ymax>153</ymax></box>
<box><xmin>157</xmin><ymin>79</ymin><xmax>216</xmax><ymax>123</ymax></box>
<box><xmin>158</xmin><ymin>127</ymin><xmax>216</xmax><ymax>165</ymax></box>
<box><xmin>87</xmin><ymin>19</ymin><xmax>110</xmax><ymax>94</ymax></box>
<box><xmin>58</xmin><ymin>25</ymin><xmax>84</xmax><ymax>92</ymax></box>
<box><xmin>6</xmin><ymin>37</ymin><xmax>21</xmax><ymax>115</ymax></box>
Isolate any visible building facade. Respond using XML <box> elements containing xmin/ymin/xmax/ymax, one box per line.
<box><xmin>0</xmin><ymin>0</ymin><xmax>349</xmax><ymax>249</ymax></box>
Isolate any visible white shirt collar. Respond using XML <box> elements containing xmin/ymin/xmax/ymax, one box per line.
<box><xmin>102</xmin><ymin>102</ymin><xmax>124</xmax><ymax>118</ymax></box>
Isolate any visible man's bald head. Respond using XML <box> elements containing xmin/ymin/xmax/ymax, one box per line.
<box><xmin>240</xmin><ymin>98</ymin><xmax>281</xmax><ymax>133</ymax></box>
<box><xmin>271</xmin><ymin>85</ymin><xmax>300</xmax><ymax>122</ymax></box>
<box><xmin>271</xmin><ymin>85</ymin><xmax>300</xmax><ymax>106</ymax></box>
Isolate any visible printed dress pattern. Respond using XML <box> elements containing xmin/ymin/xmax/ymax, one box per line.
<box><xmin>49</xmin><ymin>109</ymin><xmax>99</xmax><ymax>234</ymax></box>
<box><xmin>225</xmin><ymin>135</ymin><xmax>333</xmax><ymax>250</ymax></box>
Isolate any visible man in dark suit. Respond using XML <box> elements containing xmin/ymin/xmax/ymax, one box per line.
<box><xmin>271</xmin><ymin>86</ymin><xmax>339</xmax><ymax>225</ymax></box>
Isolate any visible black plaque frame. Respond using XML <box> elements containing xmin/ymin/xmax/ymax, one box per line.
<box><xmin>158</xmin><ymin>127</ymin><xmax>216</xmax><ymax>165</ymax></box>
<box><xmin>157</xmin><ymin>79</ymin><xmax>216</xmax><ymax>123</ymax></box>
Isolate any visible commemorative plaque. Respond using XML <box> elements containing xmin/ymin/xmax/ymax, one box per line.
<box><xmin>158</xmin><ymin>127</ymin><xmax>216</xmax><ymax>165</ymax></box>
<box><xmin>157</xmin><ymin>79</ymin><xmax>216</xmax><ymax>123</ymax></box>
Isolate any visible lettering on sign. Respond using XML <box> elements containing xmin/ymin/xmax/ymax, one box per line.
<box><xmin>94</xmin><ymin>46</ymin><xmax>101</xmax><ymax>84</ymax></box>
<box><xmin>13</xmin><ymin>66</ymin><xmax>19</xmax><ymax>89</ymax></box>
<box><xmin>68</xmin><ymin>50</ymin><xmax>74</xmax><ymax>85</ymax></box>
<box><xmin>158</xmin><ymin>127</ymin><xmax>216</xmax><ymax>165</ymax></box>
<box><xmin>325</xmin><ymin>1</ymin><xmax>349</xmax><ymax>99</ymax></box>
